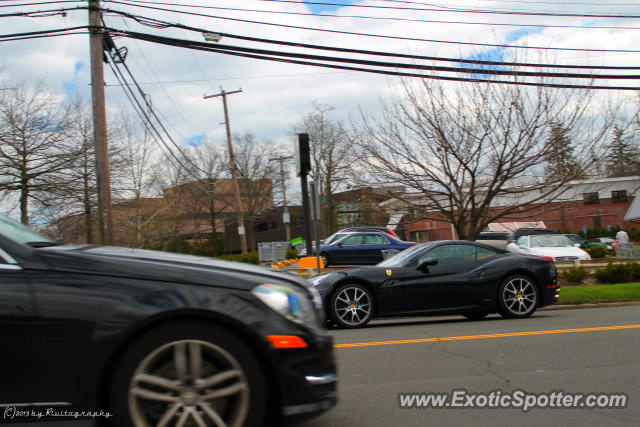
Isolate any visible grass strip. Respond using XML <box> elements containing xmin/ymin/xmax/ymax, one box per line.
<box><xmin>558</xmin><ymin>282</ymin><xmax>640</xmax><ymax>305</ymax></box>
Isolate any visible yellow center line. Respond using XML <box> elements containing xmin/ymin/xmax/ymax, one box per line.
<box><xmin>334</xmin><ymin>324</ymin><xmax>640</xmax><ymax>348</ymax></box>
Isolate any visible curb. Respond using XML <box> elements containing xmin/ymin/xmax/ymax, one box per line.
<box><xmin>541</xmin><ymin>301</ymin><xmax>640</xmax><ymax>310</ymax></box>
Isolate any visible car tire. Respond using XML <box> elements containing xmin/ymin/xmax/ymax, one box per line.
<box><xmin>329</xmin><ymin>283</ymin><xmax>374</xmax><ymax>328</ymax></box>
<box><xmin>463</xmin><ymin>311</ymin><xmax>488</xmax><ymax>320</ymax></box>
<box><xmin>320</xmin><ymin>252</ymin><xmax>331</xmax><ymax>268</ymax></box>
<box><xmin>107</xmin><ymin>321</ymin><xmax>267</xmax><ymax>427</ymax></box>
<box><xmin>497</xmin><ymin>275</ymin><xmax>539</xmax><ymax>319</ymax></box>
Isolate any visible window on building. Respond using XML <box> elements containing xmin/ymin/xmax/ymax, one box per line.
<box><xmin>583</xmin><ymin>192</ymin><xmax>600</xmax><ymax>205</ymax></box>
<box><xmin>612</xmin><ymin>190</ymin><xmax>628</xmax><ymax>203</ymax></box>
<box><xmin>411</xmin><ymin>230</ymin><xmax>430</xmax><ymax>243</ymax></box>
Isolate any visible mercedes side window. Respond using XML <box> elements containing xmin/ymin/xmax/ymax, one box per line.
<box><xmin>516</xmin><ymin>236</ymin><xmax>529</xmax><ymax>247</ymax></box>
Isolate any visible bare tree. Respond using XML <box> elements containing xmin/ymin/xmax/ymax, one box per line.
<box><xmin>0</xmin><ymin>80</ymin><xmax>77</xmax><ymax>224</ymax></box>
<box><xmin>291</xmin><ymin>102</ymin><xmax>356</xmax><ymax>235</ymax></box>
<box><xmin>150</xmin><ymin>153</ymin><xmax>192</xmax><ymax>244</ymax></box>
<box><xmin>233</xmin><ymin>132</ymin><xmax>275</xmax><ymax>250</ymax></box>
<box><xmin>355</xmin><ymin>77</ymin><xmax>619</xmax><ymax>240</ymax></box>
<box><xmin>113</xmin><ymin>114</ymin><xmax>163</xmax><ymax>248</ymax></box>
<box><xmin>181</xmin><ymin>138</ymin><xmax>233</xmax><ymax>233</ymax></box>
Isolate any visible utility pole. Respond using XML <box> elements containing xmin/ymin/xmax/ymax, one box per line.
<box><xmin>88</xmin><ymin>0</ymin><xmax>113</xmax><ymax>245</ymax></box>
<box><xmin>203</xmin><ymin>88</ymin><xmax>248</xmax><ymax>254</ymax></box>
<box><xmin>270</xmin><ymin>155</ymin><xmax>293</xmax><ymax>243</ymax></box>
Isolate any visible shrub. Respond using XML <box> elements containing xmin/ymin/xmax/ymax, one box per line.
<box><xmin>586</xmin><ymin>246</ymin><xmax>607</xmax><ymax>259</ymax></box>
<box><xmin>192</xmin><ymin>235</ymin><xmax>225</xmax><ymax>257</ymax></box>
<box><xmin>217</xmin><ymin>252</ymin><xmax>260</xmax><ymax>264</ymax></box>
<box><xmin>629</xmin><ymin>262</ymin><xmax>640</xmax><ymax>280</ymax></box>
<box><xmin>560</xmin><ymin>266</ymin><xmax>590</xmax><ymax>285</ymax></box>
<box><xmin>595</xmin><ymin>262</ymin><xmax>633</xmax><ymax>284</ymax></box>
<box><xmin>165</xmin><ymin>238</ymin><xmax>194</xmax><ymax>254</ymax></box>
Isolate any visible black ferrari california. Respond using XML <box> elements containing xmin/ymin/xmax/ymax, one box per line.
<box><xmin>0</xmin><ymin>214</ymin><xmax>336</xmax><ymax>425</ymax></box>
<box><xmin>309</xmin><ymin>240</ymin><xmax>559</xmax><ymax>328</ymax></box>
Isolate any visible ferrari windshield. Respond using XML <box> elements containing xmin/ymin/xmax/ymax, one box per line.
<box><xmin>530</xmin><ymin>235</ymin><xmax>574</xmax><ymax>248</ymax></box>
<box><xmin>0</xmin><ymin>214</ymin><xmax>55</xmax><ymax>246</ymax></box>
<box><xmin>377</xmin><ymin>243</ymin><xmax>431</xmax><ymax>267</ymax></box>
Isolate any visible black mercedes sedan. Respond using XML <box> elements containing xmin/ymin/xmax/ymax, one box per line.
<box><xmin>309</xmin><ymin>240</ymin><xmax>559</xmax><ymax>329</ymax></box>
<box><xmin>0</xmin><ymin>214</ymin><xmax>336</xmax><ymax>425</ymax></box>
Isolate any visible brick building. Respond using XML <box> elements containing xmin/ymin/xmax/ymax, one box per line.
<box><xmin>388</xmin><ymin>176</ymin><xmax>640</xmax><ymax>242</ymax></box>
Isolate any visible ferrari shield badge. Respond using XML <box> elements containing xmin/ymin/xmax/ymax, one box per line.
<box><xmin>386</xmin><ymin>269</ymin><xmax>392</xmax><ymax>276</ymax></box>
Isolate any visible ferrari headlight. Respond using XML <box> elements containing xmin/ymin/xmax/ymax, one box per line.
<box><xmin>252</xmin><ymin>283</ymin><xmax>317</xmax><ymax>326</ymax></box>
<box><xmin>308</xmin><ymin>273</ymin><xmax>329</xmax><ymax>287</ymax></box>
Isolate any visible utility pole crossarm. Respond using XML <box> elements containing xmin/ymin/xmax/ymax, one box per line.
<box><xmin>203</xmin><ymin>89</ymin><xmax>243</xmax><ymax>100</ymax></box>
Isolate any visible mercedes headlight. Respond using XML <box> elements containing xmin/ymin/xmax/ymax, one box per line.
<box><xmin>252</xmin><ymin>283</ymin><xmax>318</xmax><ymax>326</ymax></box>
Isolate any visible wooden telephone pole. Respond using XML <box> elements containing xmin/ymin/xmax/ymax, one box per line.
<box><xmin>88</xmin><ymin>0</ymin><xmax>114</xmax><ymax>244</ymax></box>
<box><xmin>203</xmin><ymin>88</ymin><xmax>248</xmax><ymax>254</ymax></box>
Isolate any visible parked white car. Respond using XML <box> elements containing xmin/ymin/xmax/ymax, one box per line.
<box><xmin>507</xmin><ymin>234</ymin><xmax>591</xmax><ymax>261</ymax></box>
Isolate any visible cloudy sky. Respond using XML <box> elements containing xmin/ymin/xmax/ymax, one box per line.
<box><xmin>1</xmin><ymin>0</ymin><xmax>639</xmax><ymax>194</ymax></box>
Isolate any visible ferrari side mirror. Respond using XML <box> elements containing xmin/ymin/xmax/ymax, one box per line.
<box><xmin>417</xmin><ymin>257</ymin><xmax>438</xmax><ymax>270</ymax></box>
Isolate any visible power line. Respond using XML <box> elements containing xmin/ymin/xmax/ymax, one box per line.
<box><xmin>111</xmin><ymin>28</ymin><xmax>640</xmax><ymax>90</ymax></box>
<box><xmin>104</xmin><ymin>31</ymin><xmax>207</xmax><ymax>179</ymax></box>
<box><xmin>118</xmin><ymin>14</ymin><xmax>206</xmax><ymax>138</ymax></box>
<box><xmin>0</xmin><ymin>0</ymin><xmax>83</xmax><ymax>7</ymax></box>
<box><xmin>5</xmin><ymin>5</ymin><xmax>640</xmax><ymax>54</ymax></box>
<box><xmin>98</xmin><ymin>4</ymin><xmax>640</xmax><ymax>53</ymax></box>
<box><xmin>104</xmin><ymin>0</ymin><xmax>640</xmax><ymax>30</ymax></box>
<box><xmin>106</xmin><ymin>27</ymin><xmax>640</xmax><ymax>78</ymax></box>
<box><xmin>371</xmin><ymin>0</ymin><xmax>640</xmax><ymax>8</ymax></box>
<box><xmin>254</xmin><ymin>0</ymin><xmax>640</xmax><ymax>18</ymax></box>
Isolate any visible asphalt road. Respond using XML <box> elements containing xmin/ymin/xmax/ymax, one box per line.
<box><xmin>300</xmin><ymin>305</ymin><xmax>640</xmax><ymax>427</ymax></box>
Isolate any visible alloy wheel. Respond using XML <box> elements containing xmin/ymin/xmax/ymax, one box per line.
<box><xmin>333</xmin><ymin>286</ymin><xmax>372</xmax><ymax>327</ymax></box>
<box><xmin>502</xmin><ymin>277</ymin><xmax>537</xmax><ymax>316</ymax></box>
<box><xmin>128</xmin><ymin>339</ymin><xmax>249</xmax><ymax>427</ymax></box>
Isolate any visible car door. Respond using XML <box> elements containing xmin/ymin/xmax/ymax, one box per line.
<box><xmin>385</xmin><ymin>244</ymin><xmax>487</xmax><ymax>314</ymax></box>
<box><xmin>362</xmin><ymin>233</ymin><xmax>391</xmax><ymax>264</ymax></box>
<box><xmin>0</xmin><ymin>247</ymin><xmax>36</xmax><ymax>404</ymax></box>
<box><xmin>330</xmin><ymin>234</ymin><xmax>364</xmax><ymax>264</ymax></box>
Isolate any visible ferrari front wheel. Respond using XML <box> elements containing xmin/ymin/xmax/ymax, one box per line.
<box><xmin>330</xmin><ymin>284</ymin><xmax>373</xmax><ymax>328</ymax></box>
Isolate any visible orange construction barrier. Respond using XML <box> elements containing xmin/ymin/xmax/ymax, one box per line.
<box><xmin>298</xmin><ymin>256</ymin><xmax>324</xmax><ymax>269</ymax></box>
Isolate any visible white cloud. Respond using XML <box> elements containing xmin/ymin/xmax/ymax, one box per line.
<box><xmin>1</xmin><ymin>0</ymin><xmax>639</xmax><ymax>191</ymax></box>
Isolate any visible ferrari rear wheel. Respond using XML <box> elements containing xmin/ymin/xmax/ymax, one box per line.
<box><xmin>498</xmin><ymin>275</ymin><xmax>539</xmax><ymax>318</ymax></box>
<box><xmin>330</xmin><ymin>284</ymin><xmax>373</xmax><ymax>328</ymax></box>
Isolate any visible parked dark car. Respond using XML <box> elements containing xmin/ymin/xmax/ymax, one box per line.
<box><xmin>338</xmin><ymin>226</ymin><xmax>398</xmax><ymax>238</ymax></box>
<box><xmin>312</xmin><ymin>232</ymin><xmax>415</xmax><ymax>267</ymax></box>
<box><xmin>564</xmin><ymin>234</ymin><xmax>613</xmax><ymax>251</ymax></box>
<box><xmin>475</xmin><ymin>231</ymin><xmax>512</xmax><ymax>248</ymax></box>
<box><xmin>0</xmin><ymin>214</ymin><xmax>336</xmax><ymax>425</ymax></box>
<box><xmin>510</xmin><ymin>227</ymin><xmax>556</xmax><ymax>242</ymax></box>
<box><xmin>316</xmin><ymin>226</ymin><xmax>397</xmax><ymax>246</ymax></box>
<box><xmin>308</xmin><ymin>240</ymin><xmax>559</xmax><ymax>328</ymax></box>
